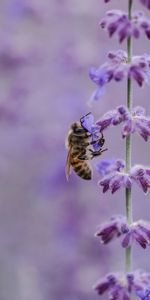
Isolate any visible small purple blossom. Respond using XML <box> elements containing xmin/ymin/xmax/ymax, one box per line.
<box><xmin>89</xmin><ymin>51</ymin><xmax>150</xmax><ymax>101</ymax></box>
<box><xmin>94</xmin><ymin>270</ymin><xmax>150</xmax><ymax>299</ymax></box>
<box><xmin>130</xmin><ymin>165</ymin><xmax>150</xmax><ymax>193</ymax></box>
<box><xmin>97</xmin><ymin>105</ymin><xmax>150</xmax><ymax>141</ymax></box>
<box><xmin>96</xmin><ymin>216</ymin><xmax>150</xmax><ymax>249</ymax></box>
<box><xmin>122</xmin><ymin>220</ymin><xmax>150</xmax><ymax>249</ymax></box>
<box><xmin>80</xmin><ymin>112</ymin><xmax>103</xmax><ymax>151</ymax></box>
<box><xmin>95</xmin><ymin>215</ymin><xmax>129</xmax><ymax>244</ymax></box>
<box><xmin>97</xmin><ymin>159</ymin><xmax>125</xmax><ymax>176</ymax></box>
<box><xmin>98</xmin><ymin>160</ymin><xmax>131</xmax><ymax>194</ymax></box>
<box><xmin>97</xmin><ymin>159</ymin><xmax>150</xmax><ymax>194</ymax></box>
<box><xmin>100</xmin><ymin>10</ymin><xmax>150</xmax><ymax>43</ymax></box>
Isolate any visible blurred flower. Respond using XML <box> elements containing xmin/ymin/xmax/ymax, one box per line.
<box><xmin>139</xmin><ymin>0</ymin><xmax>150</xmax><ymax>10</ymax></box>
<box><xmin>7</xmin><ymin>0</ymin><xmax>42</xmax><ymax>22</ymax></box>
<box><xmin>137</xmin><ymin>286</ymin><xmax>150</xmax><ymax>300</ymax></box>
<box><xmin>97</xmin><ymin>105</ymin><xmax>150</xmax><ymax>141</ymax></box>
<box><xmin>97</xmin><ymin>159</ymin><xmax>125</xmax><ymax>176</ymax></box>
<box><xmin>97</xmin><ymin>159</ymin><xmax>150</xmax><ymax>194</ymax></box>
<box><xmin>89</xmin><ymin>51</ymin><xmax>150</xmax><ymax>101</ymax></box>
<box><xmin>94</xmin><ymin>270</ymin><xmax>150</xmax><ymax>299</ymax></box>
<box><xmin>89</xmin><ymin>66</ymin><xmax>112</xmax><ymax>101</ymax></box>
<box><xmin>0</xmin><ymin>46</ymin><xmax>30</xmax><ymax>72</ymax></box>
<box><xmin>100</xmin><ymin>10</ymin><xmax>150</xmax><ymax>43</ymax></box>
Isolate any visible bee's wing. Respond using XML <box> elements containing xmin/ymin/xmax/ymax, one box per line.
<box><xmin>65</xmin><ymin>147</ymin><xmax>72</xmax><ymax>181</ymax></box>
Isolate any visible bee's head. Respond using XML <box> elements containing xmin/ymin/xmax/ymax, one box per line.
<box><xmin>71</xmin><ymin>122</ymin><xmax>85</xmax><ymax>134</ymax></box>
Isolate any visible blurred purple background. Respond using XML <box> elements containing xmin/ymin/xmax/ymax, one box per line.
<box><xmin>0</xmin><ymin>0</ymin><xmax>150</xmax><ymax>299</ymax></box>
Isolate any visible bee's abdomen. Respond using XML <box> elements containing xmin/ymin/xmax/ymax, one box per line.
<box><xmin>71</xmin><ymin>158</ymin><xmax>92</xmax><ymax>180</ymax></box>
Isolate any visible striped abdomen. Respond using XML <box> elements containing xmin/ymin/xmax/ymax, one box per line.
<box><xmin>70</xmin><ymin>156</ymin><xmax>92</xmax><ymax>180</ymax></box>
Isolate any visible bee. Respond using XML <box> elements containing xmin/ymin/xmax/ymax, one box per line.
<box><xmin>65</xmin><ymin>113</ymin><xmax>107</xmax><ymax>180</ymax></box>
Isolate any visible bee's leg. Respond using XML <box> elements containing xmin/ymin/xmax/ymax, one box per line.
<box><xmin>89</xmin><ymin>148</ymin><xmax>108</xmax><ymax>158</ymax></box>
<box><xmin>100</xmin><ymin>132</ymin><xmax>104</xmax><ymax>138</ymax></box>
<box><xmin>78</xmin><ymin>149</ymin><xmax>90</xmax><ymax>160</ymax></box>
<box><xmin>80</xmin><ymin>112</ymin><xmax>91</xmax><ymax>124</ymax></box>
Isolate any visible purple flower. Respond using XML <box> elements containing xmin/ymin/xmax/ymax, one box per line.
<box><xmin>95</xmin><ymin>215</ymin><xmax>129</xmax><ymax>244</ymax></box>
<box><xmin>100</xmin><ymin>10</ymin><xmax>150</xmax><ymax>43</ymax></box>
<box><xmin>89</xmin><ymin>51</ymin><xmax>150</xmax><ymax>101</ymax></box>
<box><xmin>96</xmin><ymin>109</ymin><xmax>122</xmax><ymax>131</ymax></box>
<box><xmin>122</xmin><ymin>220</ymin><xmax>150</xmax><ymax>249</ymax></box>
<box><xmin>98</xmin><ymin>159</ymin><xmax>131</xmax><ymax>194</ymax></box>
<box><xmin>89</xmin><ymin>66</ymin><xmax>113</xmax><ymax>101</ymax></box>
<box><xmin>94</xmin><ymin>273</ymin><xmax>120</xmax><ymax>296</ymax></box>
<box><xmin>80</xmin><ymin>112</ymin><xmax>103</xmax><ymax>151</ymax></box>
<box><xmin>121</xmin><ymin>106</ymin><xmax>150</xmax><ymax>141</ymax></box>
<box><xmin>97</xmin><ymin>105</ymin><xmax>150</xmax><ymax>141</ymax></box>
<box><xmin>97</xmin><ymin>159</ymin><xmax>125</xmax><ymax>176</ymax></box>
<box><xmin>97</xmin><ymin>159</ymin><xmax>150</xmax><ymax>194</ymax></box>
<box><xmin>137</xmin><ymin>287</ymin><xmax>150</xmax><ymax>300</ymax></box>
<box><xmin>96</xmin><ymin>216</ymin><xmax>150</xmax><ymax>249</ymax></box>
<box><xmin>130</xmin><ymin>165</ymin><xmax>150</xmax><ymax>193</ymax></box>
<box><xmin>94</xmin><ymin>270</ymin><xmax>150</xmax><ymax>299</ymax></box>
<box><xmin>139</xmin><ymin>0</ymin><xmax>150</xmax><ymax>10</ymax></box>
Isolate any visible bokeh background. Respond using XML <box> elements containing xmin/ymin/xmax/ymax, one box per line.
<box><xmin>0</xmin><ymin>0</ymin><xmax>150</xmax><ymax>299</ymax></box>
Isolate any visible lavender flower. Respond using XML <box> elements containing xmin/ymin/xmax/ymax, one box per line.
<box><xmin>80</xmin><ymin>112</ymin><xmax>103</xmax><ymax>151</ymax></box>
<box><xmin>98</xmin><ymin>159</ymin><xmax>150</xmax><ymax>194</ymax></box>
<box><xmin>94</xmin><ymin>270</ymin><xmax>150</xmax><ymax>299</ymax></box>
<box><xmin>95</xmin><ymin>215</ymin><xmax>129</xmax><ymax>244</ymax></box>
<box><xmin>130</xmin><ymin>165</ymin><xmax>150</xmax><ymax>193</ymax></box>
<box><xmin>100</xmin><ymin>10</ymin><xmax>150</xmax><ymax>43</ymax></box>
<box><xmin>122</xmin><ymin>220</ymin><xmax>150</xmax><ymax>249</ymax></box>
<box><xmin>97</xmin><ymin>105</ymin><xmax>150</xmax><ymax>141</ymax></box>
<box><xmin>96</xmin><ymin>216</ymin><xmax>150</xmax><ymax>249</ymax></box>
<box><xmin>97</xmin><ymin>159</ymin><xmax>125</xmax><ymax>176</ymax></box>
<box><xmin>98</xmin><ymin>159</ymin><xmax>131</xmax><ymax>194</ymax></box>
<box><xmin>89</xmin><ymin>51</ymin><xmax>150</xmax><ymax>101</ymax></box>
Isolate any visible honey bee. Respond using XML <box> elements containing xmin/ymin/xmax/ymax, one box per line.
<box><xmin>65</xmin><ymin>113</ymin><xmax>107</xmax><ymax>180</ymax></box>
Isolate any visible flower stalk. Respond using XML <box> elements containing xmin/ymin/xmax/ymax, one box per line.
<box><xmin>125</xmin><ymin>0</ymin><xmax>133</xmax><ymax>273</ymax></box>
<box><xmin>74</xmin><ymin>0</ymin><xmax>150</xmax><ymax>298</ymax></box>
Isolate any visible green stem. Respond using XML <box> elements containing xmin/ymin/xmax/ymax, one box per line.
<box><xmin>125</xmin><ymin>0</ymin><xmax>133</xmax><ymax>273</ymax></box>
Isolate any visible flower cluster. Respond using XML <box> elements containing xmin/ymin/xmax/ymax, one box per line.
<box><xmin>94</xmin><ymin>270</ymin><xmax>150</xmax><ymax>300</ymax></box>
<box><xmin>85</xmin><ymin>1</ymin><xmax>150</xmax><ymax>299</ymax></box>
<box><xmin>97</xmin><ymin>159</ymin><xmax>150</xmax><ymax>194</ymax></box>
<box><xmin>89</xmin><ymin>50</ymin><xmax>150</xmax><ymax>101</ymax></box>
<box><xmin>96</xmin><ymin>215</ymin><xmax>150</xmax><ymax>249</ymax></box>
<box><xmin>97</xmin><ymin>105</ymin><xmax>150</xmax><ymax>141</ymax></box>
<box><xmin>100</xmin><ymin>10</ymin><xmax>150</xmax><ymax>43</ymax></box>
